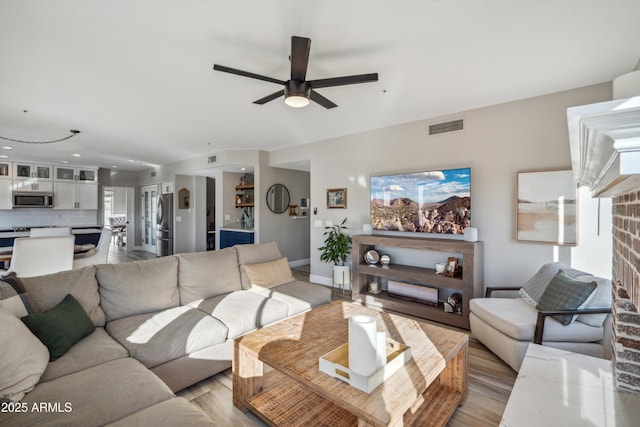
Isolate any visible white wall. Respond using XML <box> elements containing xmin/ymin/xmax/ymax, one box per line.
<box><xmin>270</xmin><ymin>83</ymin><xmax>613</xmax><ymax>288</ymax></box>
<box><xmin>258</xmin><ymin>166</ymin><xmax>310</xmax><ymax>263</ymax></box>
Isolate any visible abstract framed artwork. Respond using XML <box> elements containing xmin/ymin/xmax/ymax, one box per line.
<box><xmin>516</xmin><ymin>169</ymin><xmax>578</xmax><ymax>245</ymax></box>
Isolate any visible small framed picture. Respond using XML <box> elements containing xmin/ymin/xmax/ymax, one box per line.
<box><xmin>289</xmin><ymin>205</ymin><xmax>299</xmax><ymax>216</ymax></box>
<box><xmin>444</xmin><ymin>257</ymin><xmax>458</xmax><ymax>278</ymax></box>
<box><xmin>327</xmin><ymin>188</ymin><xmax>347</xmax><ymax>209</ymax></box>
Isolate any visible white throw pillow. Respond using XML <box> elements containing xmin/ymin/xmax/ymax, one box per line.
<box><xmin>0</xmin><ymin>308</ymin><xmax>50</xmax><ymax>401</ymax></box>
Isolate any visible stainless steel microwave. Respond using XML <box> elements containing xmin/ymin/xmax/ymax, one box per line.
<box><xmin>13</xmin><ymin>192</ymin><xmax>54</xmax><ymax>208</ymax></box>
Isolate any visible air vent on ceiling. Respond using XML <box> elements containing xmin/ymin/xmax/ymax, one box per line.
<box><xmin>428</xmin><ymin>119</ymin><xmax>464</xmax><ymax>135</ymax></box>
<box><xmin>151</xmin><ymin>171</ymin><xmax>156</xmax><ymax>178</ymax></box>
<box><xmin>208</xmin><ymin>155</ymin><xmax>217</xmax><ymax>164</ymax></box>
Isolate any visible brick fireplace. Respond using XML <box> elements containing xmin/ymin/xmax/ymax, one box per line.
<box><xmin>612</xmin><ymin>189</ymin><xmax>640</xmax><ymax>393</ymax></box>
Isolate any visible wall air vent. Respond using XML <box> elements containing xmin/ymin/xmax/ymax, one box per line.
<box><xmin>428</xmin><ymin>119</ymin><xmax>464</xmax><ymax>135</ymax></box>
<box><xmin>208</xmin><ymin>156</ymin><xmax>217</xmax><ymax>164</ymax></box>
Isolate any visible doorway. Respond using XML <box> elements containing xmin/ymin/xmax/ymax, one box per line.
<box><xmin>141</xmin><ymin>185</ymin><xmax>158</xmax><ymax>254</ymax></box>
<box><xmin>103</xmin><ymin>186</ymin><xmax>133</xmax><ymax>253</ymax></box>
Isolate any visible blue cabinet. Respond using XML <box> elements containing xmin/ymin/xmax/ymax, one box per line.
<box><xmin>220</xmin><ymin>230</ymin><xmax>254</xmax><ymax>249</ymax></box>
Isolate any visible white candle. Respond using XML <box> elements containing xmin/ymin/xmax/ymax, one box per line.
<box><xmin>370</xmin><ymin>280</ymin><xmax>379</xmax><ymax>293</ymax></box>
<box><xmin>349</xmin><ymin>315</ymin><xmax>377</xmax><ymax>377</ymax></box>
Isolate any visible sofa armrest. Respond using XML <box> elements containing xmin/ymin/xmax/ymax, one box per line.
<box><xmin>485</xmin><ymin>286</ymin><xmax>521</xmax><ymax>298</ymax></box>
<box><xmin>533</xmin><ymin>307</ymin><xmax>612</xmax><ymax>344</ymax></box>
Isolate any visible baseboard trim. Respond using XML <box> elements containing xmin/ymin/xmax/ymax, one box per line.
<box><xmin>309</xmin><ymin>274</ymin><xmax>351</xmax><ymax>291</ymax></box>
<box><xmin>288</xmin><ymin>258</ymin><xmax>310</xmax><ymax>268</ymax></box>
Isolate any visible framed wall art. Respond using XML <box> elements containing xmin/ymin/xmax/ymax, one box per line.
<box><xmin>327</xmin><ymin>188</ymin><xmax>347</xmax><ymax>209</ymax></box>
<box><xmin>516</xmin><ymin>169</ymin><xmax>578</xmax><ymax>245</ymax></box>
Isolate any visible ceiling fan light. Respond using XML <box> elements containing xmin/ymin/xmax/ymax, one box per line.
<box><xmin>284</xmin><ymin>95</ymin><xmax>310</xmax><ymax>108</ymax></box>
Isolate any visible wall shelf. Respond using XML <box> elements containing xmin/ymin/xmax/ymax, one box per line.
<box><xmin>351</xmin><ymin>234</ymin><xmax>482</xmax><ymax>329</ymax></box>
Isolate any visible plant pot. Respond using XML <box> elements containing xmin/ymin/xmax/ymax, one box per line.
<box><xmin>333</xmin><ymin>265</ymin><xmax>351</xmax><ymax>286</ymax></box>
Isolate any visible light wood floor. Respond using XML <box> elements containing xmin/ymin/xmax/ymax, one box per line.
<box><xmin>107</xmin><ymin>250</ymin><xmax>517</xmax><ymax>426</ymax></box>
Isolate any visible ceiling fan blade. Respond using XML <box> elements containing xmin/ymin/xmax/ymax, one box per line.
<box><xmin>290</xmin><ymin>36</ymin><xmax>311</xmax><ymax>81</ymax></box>
<box><xmin>310</xmin><ymin>90</ymin><xmax>337</xmax><ymax>109</ymax></box>
<box><xmin>253</xmin><ymin>90</ymin><xmax>285</xmax><ymax>105</ymax></box>
<box><xmin>308</xmin><ymin>73</ymin><xmax>378</xmax><ymax>89</ymax></box>
<box><xmin>213</xmin><ymin>64</ymin><xmax>285</xmax><ymax>85</ymax></box>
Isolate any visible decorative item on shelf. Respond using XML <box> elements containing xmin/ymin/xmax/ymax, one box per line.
<box><xmin>444</xmin><ymin>293</ymin><xmax>463</xmax><ymax>314</ymax></box>
<box><xmin>368</xmin><ymin>278</ymin><xmax>381</xmax><ymax>294</ymax></box>
<box><xmin>387</xmin><ymin>280</ymin><xmax>438</xmax><ymax>306</ymax></box>
<box><xmin>235</xmin><ymin>194</ymin><xmax>243</xmax><ymax>205</ymax></box>
<box><xmin>444</xmin><ymin>257</ymin><xmax>459</xmax><ymax>278</ymax></box>
<box><xmin>319</xmin><ymin>218</ymin><xmax>352</xmax><ymax>291</ymax></box>
<box><xmin>288</xmin><ymin>205</ymin><xmax>299</xmax><ymax>216</ymax></box>
<box><xmin>380</xmin><ymin>254</ymin><xmax>391</xmax><ymax>268</ymax></box>
<box><xmin>435</xmin><ymin>262</ymin><xmax>446</xmax><ymax>274</ymax></box>
<box><xmin>364</xmin><ymin>249</ymin><xmax>380</xmax><ymax>265</ymax></box>
<box><xmin>362</xmin><ymin>223</ymin><xmax>373</xmax><ymax>235</ymax></box>
<box><xmin>326</xmin><ymin>188</ymin><xmax>347</xmax><ymax>209</ymax></box>
<box><xmin>463</xmin><ymin>227</ymin><xmax>478</xmax><ymax>242</ymax></box>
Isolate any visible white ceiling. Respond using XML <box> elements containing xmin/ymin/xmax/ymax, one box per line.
<box><xmin>1</xmin><ymin>0</ymin><xmax>639</xmax><ymax>171</ymax></box>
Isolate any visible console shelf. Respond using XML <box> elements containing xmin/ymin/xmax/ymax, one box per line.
<box><xmin>352</xmin><ymin>234</ymin><xmax>482</xmax><ymax>329</ymax></box>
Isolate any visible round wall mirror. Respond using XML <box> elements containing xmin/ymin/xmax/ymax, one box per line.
<box><xmin>266</xmin><ymin>184</ymin><xmax>290</xmax><ymax>214</ymax></box>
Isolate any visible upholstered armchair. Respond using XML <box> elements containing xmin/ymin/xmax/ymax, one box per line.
<box><xmin>469</xmin><ymin>263</ymin><xmax>612</xmax><ymax>372</ymax></box>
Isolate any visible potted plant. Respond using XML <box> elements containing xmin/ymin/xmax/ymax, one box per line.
<box><xmin>319</xmin><ymin>218</ymin><xmax>353</xmax><ymax>287</ymax></box>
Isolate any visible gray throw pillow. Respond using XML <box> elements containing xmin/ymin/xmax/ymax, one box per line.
<box><xmin>519</xmin><ymin>263</ymin><xmax>589</xmax><ymax>306</ymax></box>
<box><xmin>0</xmin><ymin>274</ymin><xmax>35</xmax><ymax>318</ymax></box>
<box><xmin>536</xmin><ymin>270</ymin><xmax>597</xmax><ymax>326</ymax></box>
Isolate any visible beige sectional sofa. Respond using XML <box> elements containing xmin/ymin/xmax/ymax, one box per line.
<box><xmin>0</xmin><ymin>242</ymin><xmax>331</xmax><ymax>426</ymax></box>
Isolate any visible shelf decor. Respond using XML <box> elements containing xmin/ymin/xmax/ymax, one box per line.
<box><xmin>516</xmin><ymin>169</ymin><xmax>578</xmax><ymax>245</ymax></box>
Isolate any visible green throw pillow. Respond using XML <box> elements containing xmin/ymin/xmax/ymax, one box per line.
<box><xmin>536</xmin><ymin>270</ymin><xmax>597</xmax><ymax>326</ymax></box>
<box><xmin>21</xmin><ymin>294</ymin><xmax>95</xmax><ymax>361</ymax></box>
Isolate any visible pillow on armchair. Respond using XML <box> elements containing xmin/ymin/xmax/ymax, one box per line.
<box><xmin>519</xmin><ymin>262</ymin><xmax>589</xmax><ymax>306</ymax></box>
<box><xmin>536</xmin><ymin>270</ymin><xmax>597</xmax><ymax>325</ymax></box>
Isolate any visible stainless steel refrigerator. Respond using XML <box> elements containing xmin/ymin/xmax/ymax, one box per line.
<box><xmin>156</xmin><ymin>193</ymin><xmax>173</xmax><ymax>257</ymax></box>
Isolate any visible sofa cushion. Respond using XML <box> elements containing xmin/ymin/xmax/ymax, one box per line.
<box><xmin>0</xmin><ymin>274</ymin><xmax>34</xmax><ymax>318</ymax></box>
<box><xmin>97</xmin><ymin>256</ymin><xmax>179</xmax><ymax>321</ymax></box>
<box><xmin>469</xmin><ymin>298</ymin><xmax>603</xmax><ymax>342</ymax></box>
<box><xmin>236</xmin><ymin>242</ymin><xmax>282</xmax><ymax>289</ymax></box>
<box><xmin>40</xmin><ymin>327</ymin><xmax>128</xmax><ymax>383</ymax></box>
<box><xmin>243</xmin><ymin>257</ymin><xmax>295</xmax><ymax>290</ymax></box>
<box><xmin>0</xmin><ymin>308</ymin><xmax>49</xmax><ymax>402</ymax></box>
<box><xmin>536</xmin><ymin>270</ymin><xmax>597</xmax><ymax>325</ymax></box>
<box><xmin>106</xmin><ymin>306</ymin><xmax>228</xmax><ymax>368</ymax></box>
<box><xmin>105</xmin><ymin>397</ymin><xmax>214</xmax><ymax>426</ymax></box>
<box><xmin>518</xmin><ymin>262</ymin><xmax>588</xmax><ymax>306</ymax></box>
<box><xmin>575</xmin><ymin>274</ymin><xmax>612</xmax><ymax>327</ymax></box>
<box><xmin>0</xmin><ymin>358</ymin><xmax>174</xmax><ymax>426</ymax></box>
<box><xmin>190</xmin><ymin>290</ymin><xmax>289</xmax><ymax>338</ymax></box>
<box><xmin>177</xmin><ymin>248</ymin><xmax>242</xmax><ymax>304</ymax></box>
<box><xmin>20</xmin><ymin>266</ymin><xmax>105</xmax><ymax>326</ymax></box>
<box><xmin>22</xmin><ymin>294</ymin><xmax>96</xmax><ymax>361</ymax></box>
<box><xmin>250</xmin><ymin>280</ymin><xmax>332</xmax><ymax>316</ymax></box>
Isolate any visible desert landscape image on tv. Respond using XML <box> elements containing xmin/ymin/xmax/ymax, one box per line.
<box><xmin>370</xmin><ymin>168</ymin><xmax>471</xmax><ymax>234</ymax></box>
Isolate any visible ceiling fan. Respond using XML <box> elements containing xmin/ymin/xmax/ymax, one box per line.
<box><xmin>213</xmin><ymin>36</ymin><xmax>378</xmax><ymax>109</ymax></box>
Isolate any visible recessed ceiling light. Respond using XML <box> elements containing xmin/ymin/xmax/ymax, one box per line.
<box><xmin>241</xmin><ymin>167</ymin><xmax>246</xmax><ymax>171</ymax></box>
<box><xmin>2</xmin><ymin>146</ymin><xmax>13</xmax><ymax>150</ymax></box>
<box><xmin>128</xmin><ymin>159</ymin><xmax>136</xmax><ymax>163</ymax></box>
<box><xmin>61</xmin><ymin>161</ymin><xmax>69</xmax><ymax>164</ymax></box>
<box><xmin>0</xmin><ymin>155</ymin><xmax>8</xmax><ymax>159</ymax></box>
<box><xmin>112</xmin><ymin>165</ymin><xmax>118</xmax><ymax>168</ymax></box>
<box><xmin>72</xmin><ymin>153</ymin><xmax>81</xmax><ymax>157</ymax></box>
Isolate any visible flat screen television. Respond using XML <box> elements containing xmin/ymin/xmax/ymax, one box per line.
<box><xmin>370</xmin><ymin>167</ymin><xmax>471</xmax><ymax>235</ymax></box>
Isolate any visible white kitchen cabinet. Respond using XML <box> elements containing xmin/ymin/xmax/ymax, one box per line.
<box><xmin>13</xmin><ymin>163</ymin><xmax>52</xmax><ymax>181</ymax></box>
<box><xmin>12</xmin><ymin>180</ymin><xmax>53</xmax><ymax>192</ymax></box>
<box><xmin>0</xmin><ymin>161</ymin><xmax>11</xmax><ymax>179</ymax></box>
<box><xmin>0</xmin><ymin>181</ymin><xmax>12</xmax><ymax>209</ymax></box>
<box><xmin>54</xmin><ymin>166</ymin><xmax>97</xmax><ymax>183</ymax></box>
<box><xmin>54</xmin><ymin>182</ymin><xmax>98</xmax><ymax>209</ymax></box>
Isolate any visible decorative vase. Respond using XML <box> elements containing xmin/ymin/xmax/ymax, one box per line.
<box><xmin>463</xmin><ymin>227</ymin><xmax>478</xmax><ymax>242</ymax></box>
<box><xmin>333</xmin><ymin>265</ymin><xmax>351</xmax><ymax>286</ymax></box>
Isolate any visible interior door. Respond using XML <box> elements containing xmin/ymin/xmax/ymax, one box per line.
<box><xmin>141</xmin><ymin>185</ymin><xmax>158</xmax><ymax>254</ymax></box>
